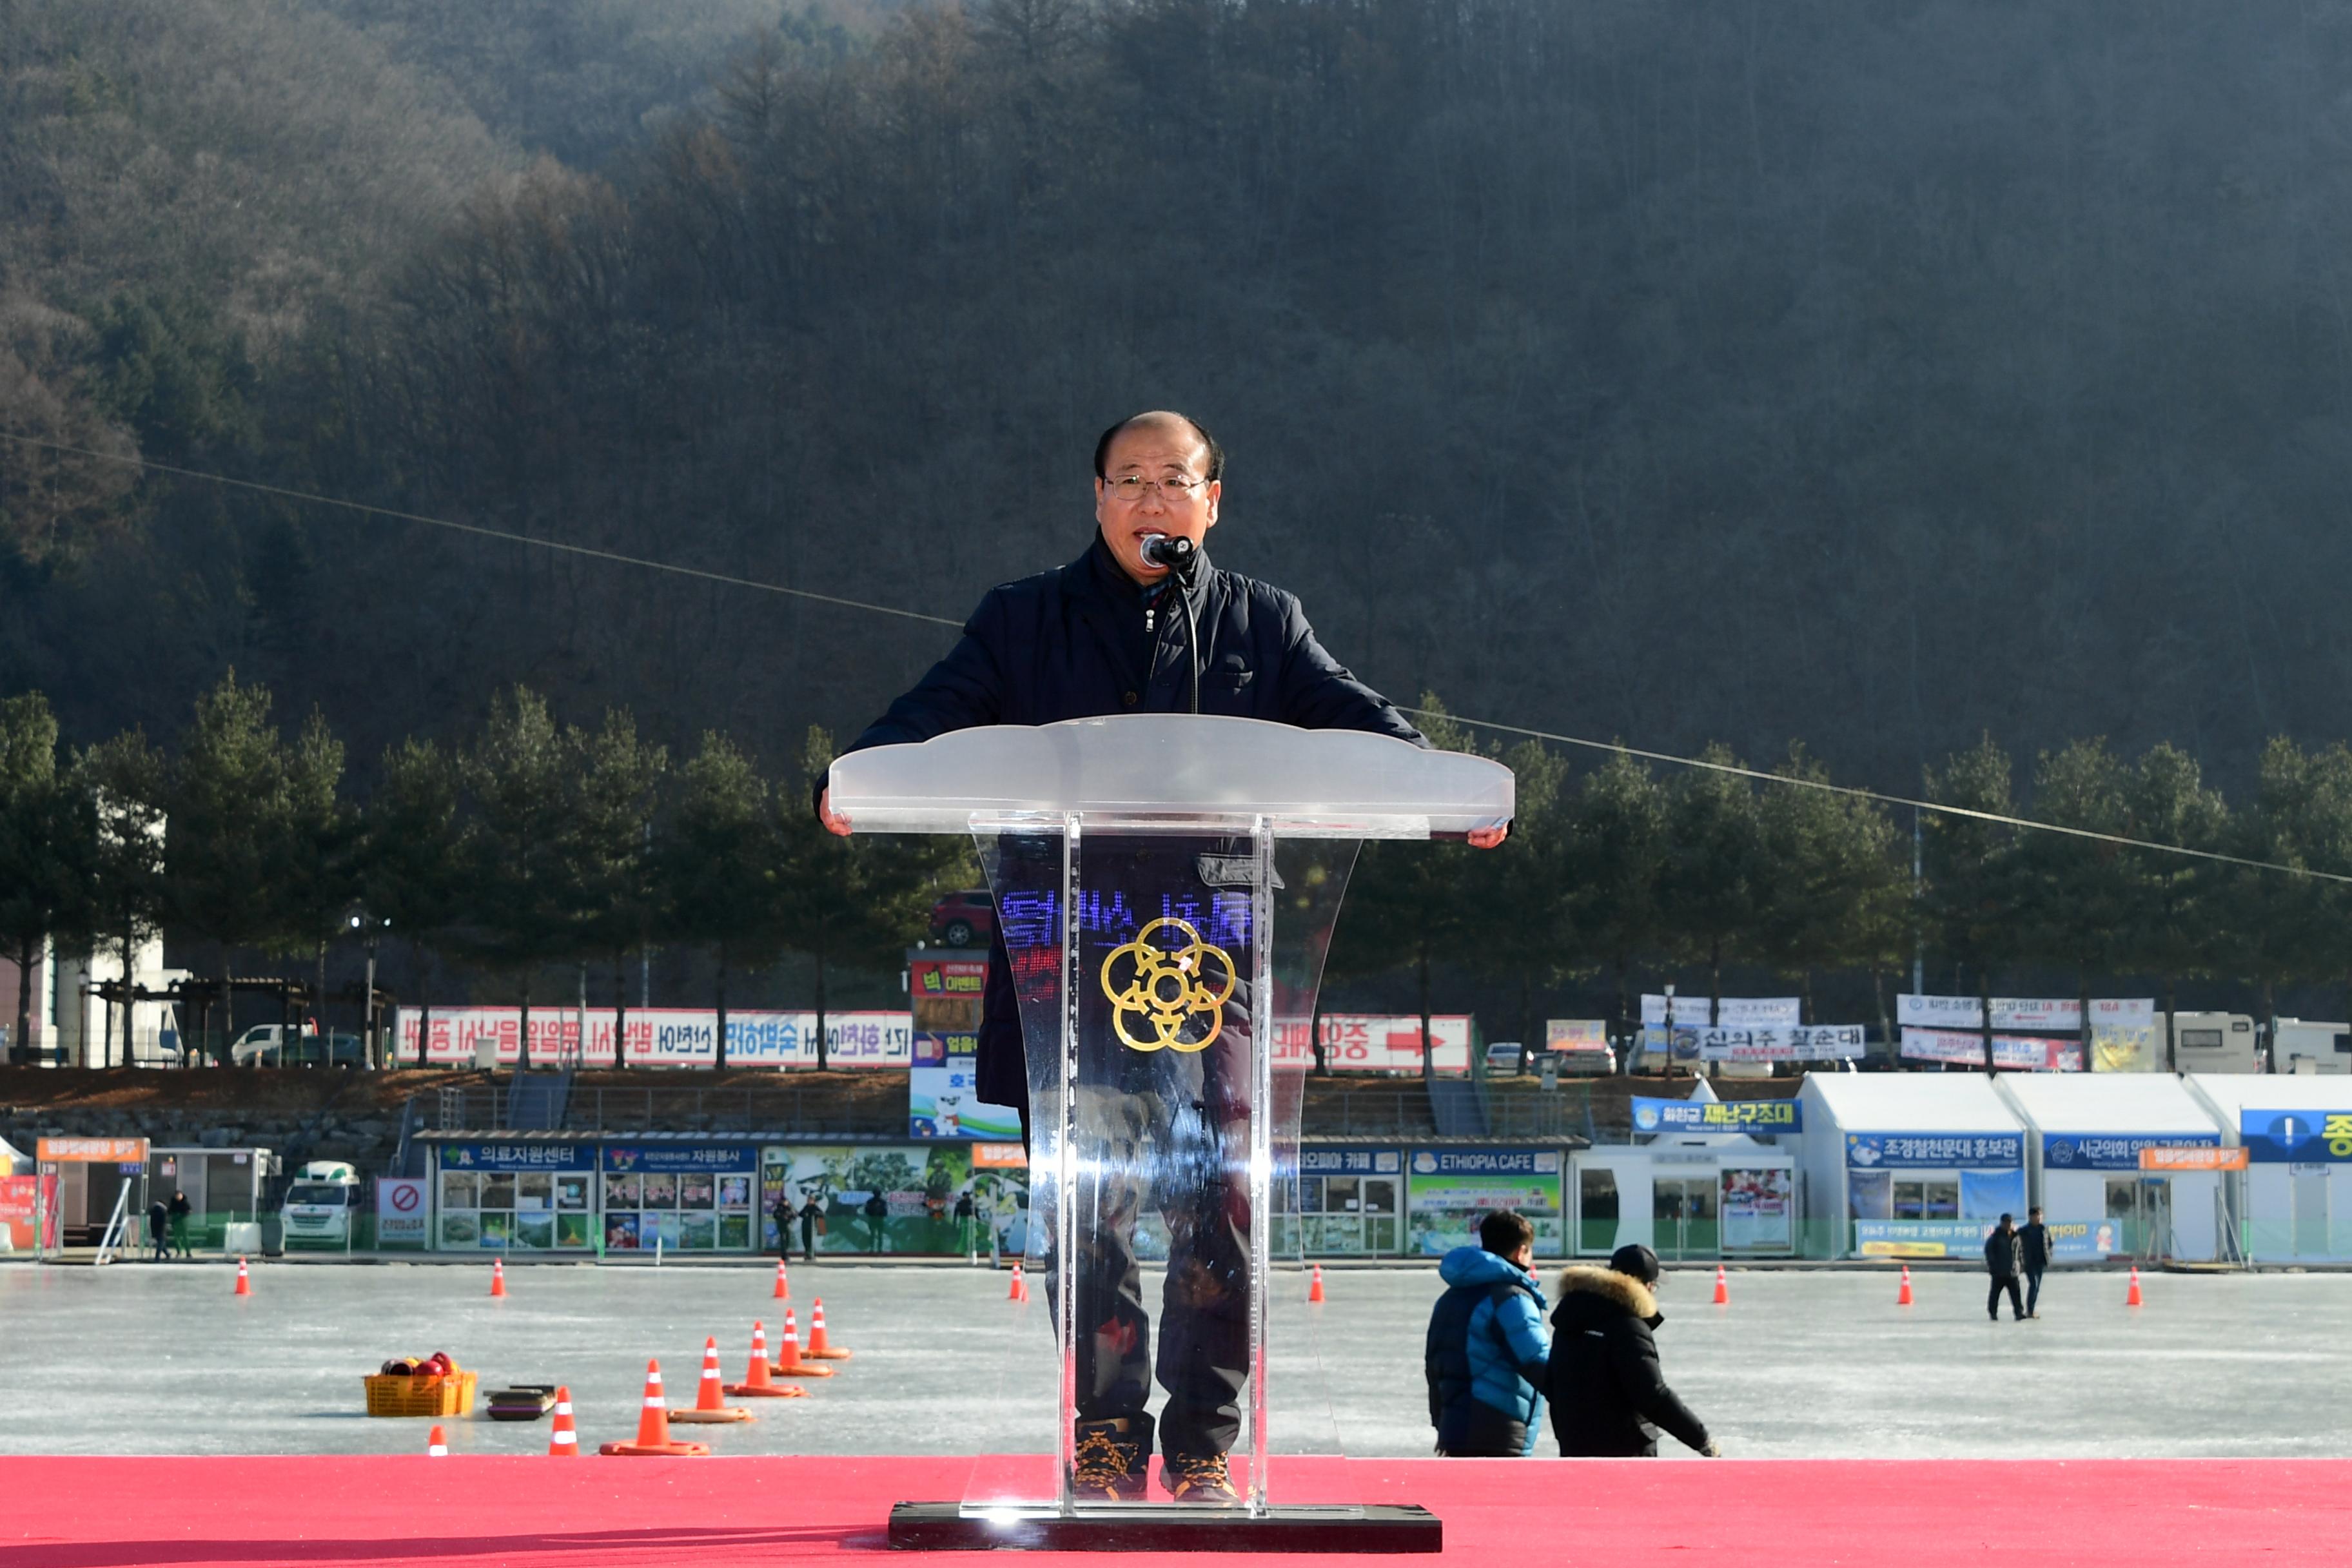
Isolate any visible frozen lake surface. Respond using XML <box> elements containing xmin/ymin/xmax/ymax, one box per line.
<box><xmin>2</xmin><ymin>1258</ymin><xmax>2346</xmax><ymax>1460</ymax></box>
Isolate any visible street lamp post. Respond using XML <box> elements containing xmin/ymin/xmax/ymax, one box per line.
<box><xmin>349</xmin><ymin>912</ymin><xmax>390</xmax><ymax>1069</ymax></box>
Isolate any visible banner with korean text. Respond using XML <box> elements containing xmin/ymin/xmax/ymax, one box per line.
<box><xmin>1631</xmin><ymin>1097</ymin><xmax>1802</xmax><ymax>1135</ymax></box>
<box><xmin>1897</xmin><ymin>996</ymin><xmax>2084</xmax><ymax>1032</ymax></box>
<box><xmin>1900</xmin><ymin>1028</ymin><xmax>2084</xmax><ymax>1072</ymax></box>
<box><xmin>1641</xmin><ymin>995</ymin><xmax>1801</xmax><ymax>1027</ymax></box>
<box><xmin>1856</xmin><ymin>1218</ymin><xmax>2117</xmax><ymax>1260</ymax></box>
<box><xmin>2240</xmin><ymin>1110</ymin><xmax>2352</xmax><ymax>1162</ymax></box>
<box><xmin>2041</xmin><ymin>1132</ymin><xmax>2220</xmax><ymax>1171</ymax></box>
<box><xmin>394</xmin><ymin>1007</ymin><xmax>910</xmax><ymax>1068</ymax></box>
<box><xmin>1845</xmin><ymin>1132</ymin><xmax>2024</xmax><ymax>1168</ymax></box>
<box><xmin>1668</xmin><ymin>1024</ymin><xmax>1863</xmax><ymax>1064</ymax></box>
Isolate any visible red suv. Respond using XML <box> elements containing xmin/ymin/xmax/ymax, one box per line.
<box><xmin>929</xmin><ymin>890</ymin><xmax>997</xmax><ymax>948</ymax></box>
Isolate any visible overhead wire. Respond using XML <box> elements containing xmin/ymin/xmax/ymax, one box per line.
<box><xmin>6</xmin><ymin>428</ymin><xmax>2340</xmax><ymax>884</ymax></box>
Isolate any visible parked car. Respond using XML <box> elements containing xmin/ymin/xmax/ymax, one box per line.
<box><xmin>929</xmin><ymin>890</ymin><xmax>997</xmax><ymax>948</ymax></box>
<box><xmin>228</xmin><ymin>1025</ymin><xmax>366</xmax><ymax>1068</ymax></box>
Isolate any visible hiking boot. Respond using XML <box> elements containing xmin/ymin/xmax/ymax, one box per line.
<box><xmin>1164</xmin><ymin>1450</ymin><xmax>1239</xmax><ymax>1505</ymax></box>
<box><xmin>1070</xmin><ymin>1418</ymin><xmax>1149</xmax><ymax>1502</ymax></box>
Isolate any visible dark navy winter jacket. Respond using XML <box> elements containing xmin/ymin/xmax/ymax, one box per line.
<box><xmin>837</xmin><ymin>535</ymin><xmax>1426</xmax><ymax>1114</ymax></box>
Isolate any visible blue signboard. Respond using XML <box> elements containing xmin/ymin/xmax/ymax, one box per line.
<box><xmin>2042</xmin><ymin>1132</ymin><xmax>2220</xmax><ymax>1171</ymax></box>
<box><xmin>438</xmin><ymin>1142</ymin><xmax>593</xmax><ymax>1171</ymax></box>
<box><xmin>1632</xmin><ymin>1097</ymin><xmax>1802</xmax><ymax>1135</ymax></box>
<box><xmin>601</xmin><ymin>1144</ymin><xmax>757</xmax><ymax>1174</ymax></box>
<box><xmin>2240</xmin><ymin>1110</ymin><xmax>2352</xmax><ymax>1163</ymax></box>
<box><xmin>1845</xmin><ymin>1132</ymin><xmax>2023</xmax><ymax>1169</ymax></box>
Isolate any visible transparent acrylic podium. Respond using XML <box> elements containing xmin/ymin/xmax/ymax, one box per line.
<box><xmin>831</xmin><ymin>715</ymin><xmax>1512</xmax><ymax>1553</ymax></box>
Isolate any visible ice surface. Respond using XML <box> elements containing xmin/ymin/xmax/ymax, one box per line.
<box><xmin>2</xmin><ymin>1259</ymin><xmax>2346</xmax><ymax>1459</ymax></box>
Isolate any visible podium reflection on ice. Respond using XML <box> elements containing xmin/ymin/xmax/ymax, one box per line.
<box><xmin>832</xmin><ymin>714</ymin><xmax>1511</xmax><ymax>1551</ymax></box>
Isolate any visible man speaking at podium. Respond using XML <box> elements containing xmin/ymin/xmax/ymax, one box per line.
<box><xmin>823</xmin><ymin>411</ymin><xmax>1498</xmax><ymax>1503</ymax></box>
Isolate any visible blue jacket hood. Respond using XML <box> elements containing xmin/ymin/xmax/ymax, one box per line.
<box><xmin>1440</xmin><ymin>1244</ymin><xmax>1532</xmax><ymax>1289</ymax></box>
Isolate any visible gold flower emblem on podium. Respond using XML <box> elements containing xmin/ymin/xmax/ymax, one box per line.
<box><xmin>1099</xmin><ymin>917</ymin><xmax>1237</xmax><ymax>1052</ymax></box>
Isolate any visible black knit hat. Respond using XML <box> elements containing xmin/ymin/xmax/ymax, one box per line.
<box><xmin>1609</xmin><ymin>1243</ymin><xmax>1661</xmax><ymax>1284</ymax></box>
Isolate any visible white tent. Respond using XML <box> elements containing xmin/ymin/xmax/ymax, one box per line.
<box><xmin>1995</xmin><ymin>1073</ymin><xmax>2226</xmax><ymax>1261</ymax></box>
<box><xmin>2186</xmin><ymin>1074</ymin><xmax>2352</xmax><ymax>1262</ymax></box>
<box><xmin>1798</xmin><ymin>1073</ymin><xmax>2027</xmax><ymax>1259</ymax></box>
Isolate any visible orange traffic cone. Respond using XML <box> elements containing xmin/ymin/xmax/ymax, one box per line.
<box><xmin>773</xmin><ymin>1260</ymin><xmax>789</xmax><ymax>1300</ymax></box>
<box><xmin>426</xmin><ymin>1424</ymin><xmax>448</xmax><ymax>1456</ymax></box>
<box><xmin>1309</xmin><ymin>1265</ymin><xmax>1326</xmax><ymax>1304</ymax></box>
<box><xmin>668</xmin><ymin>1335</ymin><xmax>754</xmax><ymax>1424</ymax></box>
<box><xmin>726</xmin><ymin>1321</ymin><xmax>810</xmax><ymax>1398</ymax></box>
<box><xmin>1008</xmin><ymin>1262</ymin><xmax>1026</xmax><ymax>1302</ymax></box>
<box><xmin>770</xmin><ymin>1306</ymin><xmax>835</xmax><ymax>1378</ymax></box>
<box><xmin>1897</xmin><ymin>1265</ymin><xmax>1914</xmax><ymax>1307</ymax></box>
<box><xmin>1712</xmin><ymin>1266</ymin><xmax>1729</xmax><ymax>1306</ymax></box>
<box><xmin>597</xmin><ymin>1359</ymin><xmax>710</xmax><ymax>1456</ymax></box>
<box><xmin>233</xmin><ymin>1257</ymin><xmax>251</xmax><ymax>1297</ymax></box>
<box><xmin>490</xmin><ymin>1259</ymin><xmax>508</xmax><ymax>1298</ymax></box>
<box><xmin>2127</xmin><ymin>1266</ymin><xmax>2143</xmax><ymax>1308</ymax></box>
<box><xmin>547</xmin><ymin>1386</ymin><xmax>578</xmax><ymax>1455</ymax></box>
<box><xmin>805</xmin><ymin>1297</ymin><xmax>852</xmax><ymax>1360</ymax></box>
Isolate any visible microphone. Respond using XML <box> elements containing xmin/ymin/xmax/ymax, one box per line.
<box><xmin>1139</xmin><ymin>533</ymin><xmax>1199</xmax><ymax>577</ymax></box>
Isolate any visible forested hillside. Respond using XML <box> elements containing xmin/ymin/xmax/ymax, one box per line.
<box><xmin>3</xmin><ymin>0</ymin><xmax>2349</xmax><ymax>818</ymax></box>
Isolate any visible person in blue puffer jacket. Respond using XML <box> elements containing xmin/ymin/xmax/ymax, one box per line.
<box><xmin>1424</xmin><ymin>1210</ymin><xmax>1553</xmax><ymax>1456</ymax></box>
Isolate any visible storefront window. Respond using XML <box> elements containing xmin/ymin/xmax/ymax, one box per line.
<box><xmin>602</xmin><ymin>1146</ymin><xmax>756</xmax><ymax>1251</ymax></box>
<box><xmin>435</xmin><ymin>1144</ymin><xmax>594</xmax><ymax>1250</ymax></box>
<box><xmin>1891</xmin><ymin>1179</ymin><xmax>1959</xmax><ymax>1220</ymax></box>
<box><xmin>1295</xmin><ymin>1148</ymin><xmax>1404</xmax><ymax>1255</ymax></box>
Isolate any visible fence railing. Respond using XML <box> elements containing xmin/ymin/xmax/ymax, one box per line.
<box><xmin>419</xmin><ymin>1084</ymin><xmax>907</xmax><ymax>1138</ymax></box>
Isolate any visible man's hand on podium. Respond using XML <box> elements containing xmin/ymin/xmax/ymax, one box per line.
<box><xmin>818</xmin><ymin>788</ymin><xmax>852</xmax><ymax>837</ymax></box>
<box><xmin>1467</xmin><ymin>825</ymin><xmax>1507</xmax><ymax>849</ymax></box>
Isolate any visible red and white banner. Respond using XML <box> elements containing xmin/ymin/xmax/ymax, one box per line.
<box><xmin>391</xmin><ymin>1008</ymin><xmax>911</xmax><ymax>1069</ymax></box>
<box><xmin>1900</xmin><ymin>1027</ymin><xmax>2083</xmax><ymax>1072</ymax></box>
<box><xmin>1269</xmin><ymin>1015</ymin><xmax>1475</xmax><ymax>1073</ymax></box>
<box><xmin>1899</xmin><ymin>996</ymin><xmax>2085</xmax><ymax>1032</ymax></box>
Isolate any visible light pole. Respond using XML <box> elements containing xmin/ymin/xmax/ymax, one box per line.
<box><xmin>349</xmin><ymin>911</ymin><xmax>390</xmax><ymax>1069</ymax></box>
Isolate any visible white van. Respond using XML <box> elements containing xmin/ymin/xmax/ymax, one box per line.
<box><xmin>280</xmin><ymin>1160</ymin><xmax>361</xmax><ymax>1247</ymax></box>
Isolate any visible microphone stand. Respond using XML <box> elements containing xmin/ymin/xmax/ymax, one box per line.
<box><xmin>1142</xmin><ymin>535</ymin><xmax>1204</xmax><ymax>714</ymax></box>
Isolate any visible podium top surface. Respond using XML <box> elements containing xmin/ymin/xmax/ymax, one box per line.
<box><xmin>827</xmin><ymin>715</ymin><xmax>1514</xmax><ymax>837</ymax></box>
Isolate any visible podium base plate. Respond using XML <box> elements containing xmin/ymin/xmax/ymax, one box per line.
<box><xmin>887</xmin><ymin>1501</ymin><xmax>1442</xmax><ymax>1553</ymax></box>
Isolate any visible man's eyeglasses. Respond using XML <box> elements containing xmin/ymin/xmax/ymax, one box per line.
<box><xmin>1103</xmin><ymin>475</ymin><xmax>1209</xmax><ymax>503</ymax></box>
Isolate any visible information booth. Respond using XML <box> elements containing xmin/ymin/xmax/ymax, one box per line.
<box><xmin>1997</xmin><ymin>1073</ymin><xmax>2226</xmax><ymax>1261</ymax></box>
<box><xmin>1798</xmin><ymin>1074</ymin><xmax>2028</xmax><ymax>1259</ymax></box>
<box><xmin>1576</xmin><ymin>1079</ymin><xmax>1800</xmax><ymax>1260</ymax></box>
<box><xmin>2186</xmin><ymin>1073</ymin><xmax>2352</xmax><ymax>1262</ymax></box>
<box><xmin>829</xmin><ymin>713</ymin><xmax>1509</xmax><ymax>1549</ymax></box>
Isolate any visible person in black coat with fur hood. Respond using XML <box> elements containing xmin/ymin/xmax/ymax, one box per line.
<box><xmin>1545</xmin><ymin>1244</ymin><xmax>1719</xmax><ymax>1457</ymax></box>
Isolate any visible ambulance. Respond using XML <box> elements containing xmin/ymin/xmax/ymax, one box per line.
<box><xmin>279</xmin><ymin>1160</ymin><xmax>362</xmax><ymax>1247</ymax></box>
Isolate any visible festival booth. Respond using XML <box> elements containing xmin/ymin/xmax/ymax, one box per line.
<box><xmin>1573</xmin><ymin>1079</ymin><xmax>1800</xmax><ymax>1261</ymax></box>
<box><xmin>1284</xmin><ymin>1143</ymin><xmax>1406</xmax><ymax>1257</ymax></box>
<box><xmin>430</xmin><ymin>1138</ymin><xmax>600</xmax><ymax>1253</ymax></box>
<box><xmin>1798</xmin><ymin>1073</ymin><xmax>2027</xmax><ymax>1259</ymax></box>
<box><xmin>2184</xmin><ymin>1073</ymin><xmax>2352</xmax><ymax>1262</ymax></box>
<box><xmin>418</xmin><ymin>1133</ymin><xmax>1032</xmax><ymax>1257</ymax></box>
<box><xmin>1995</xmin><ymin>1073</ymin><xmax>2226</xmax><ymax>1262</ymax></box>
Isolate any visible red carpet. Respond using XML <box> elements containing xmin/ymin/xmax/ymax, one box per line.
<box><xmin>2</xmin><ymin>1455</ymin><xmax>2342</xmax><ymax>1566</ymax></box>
